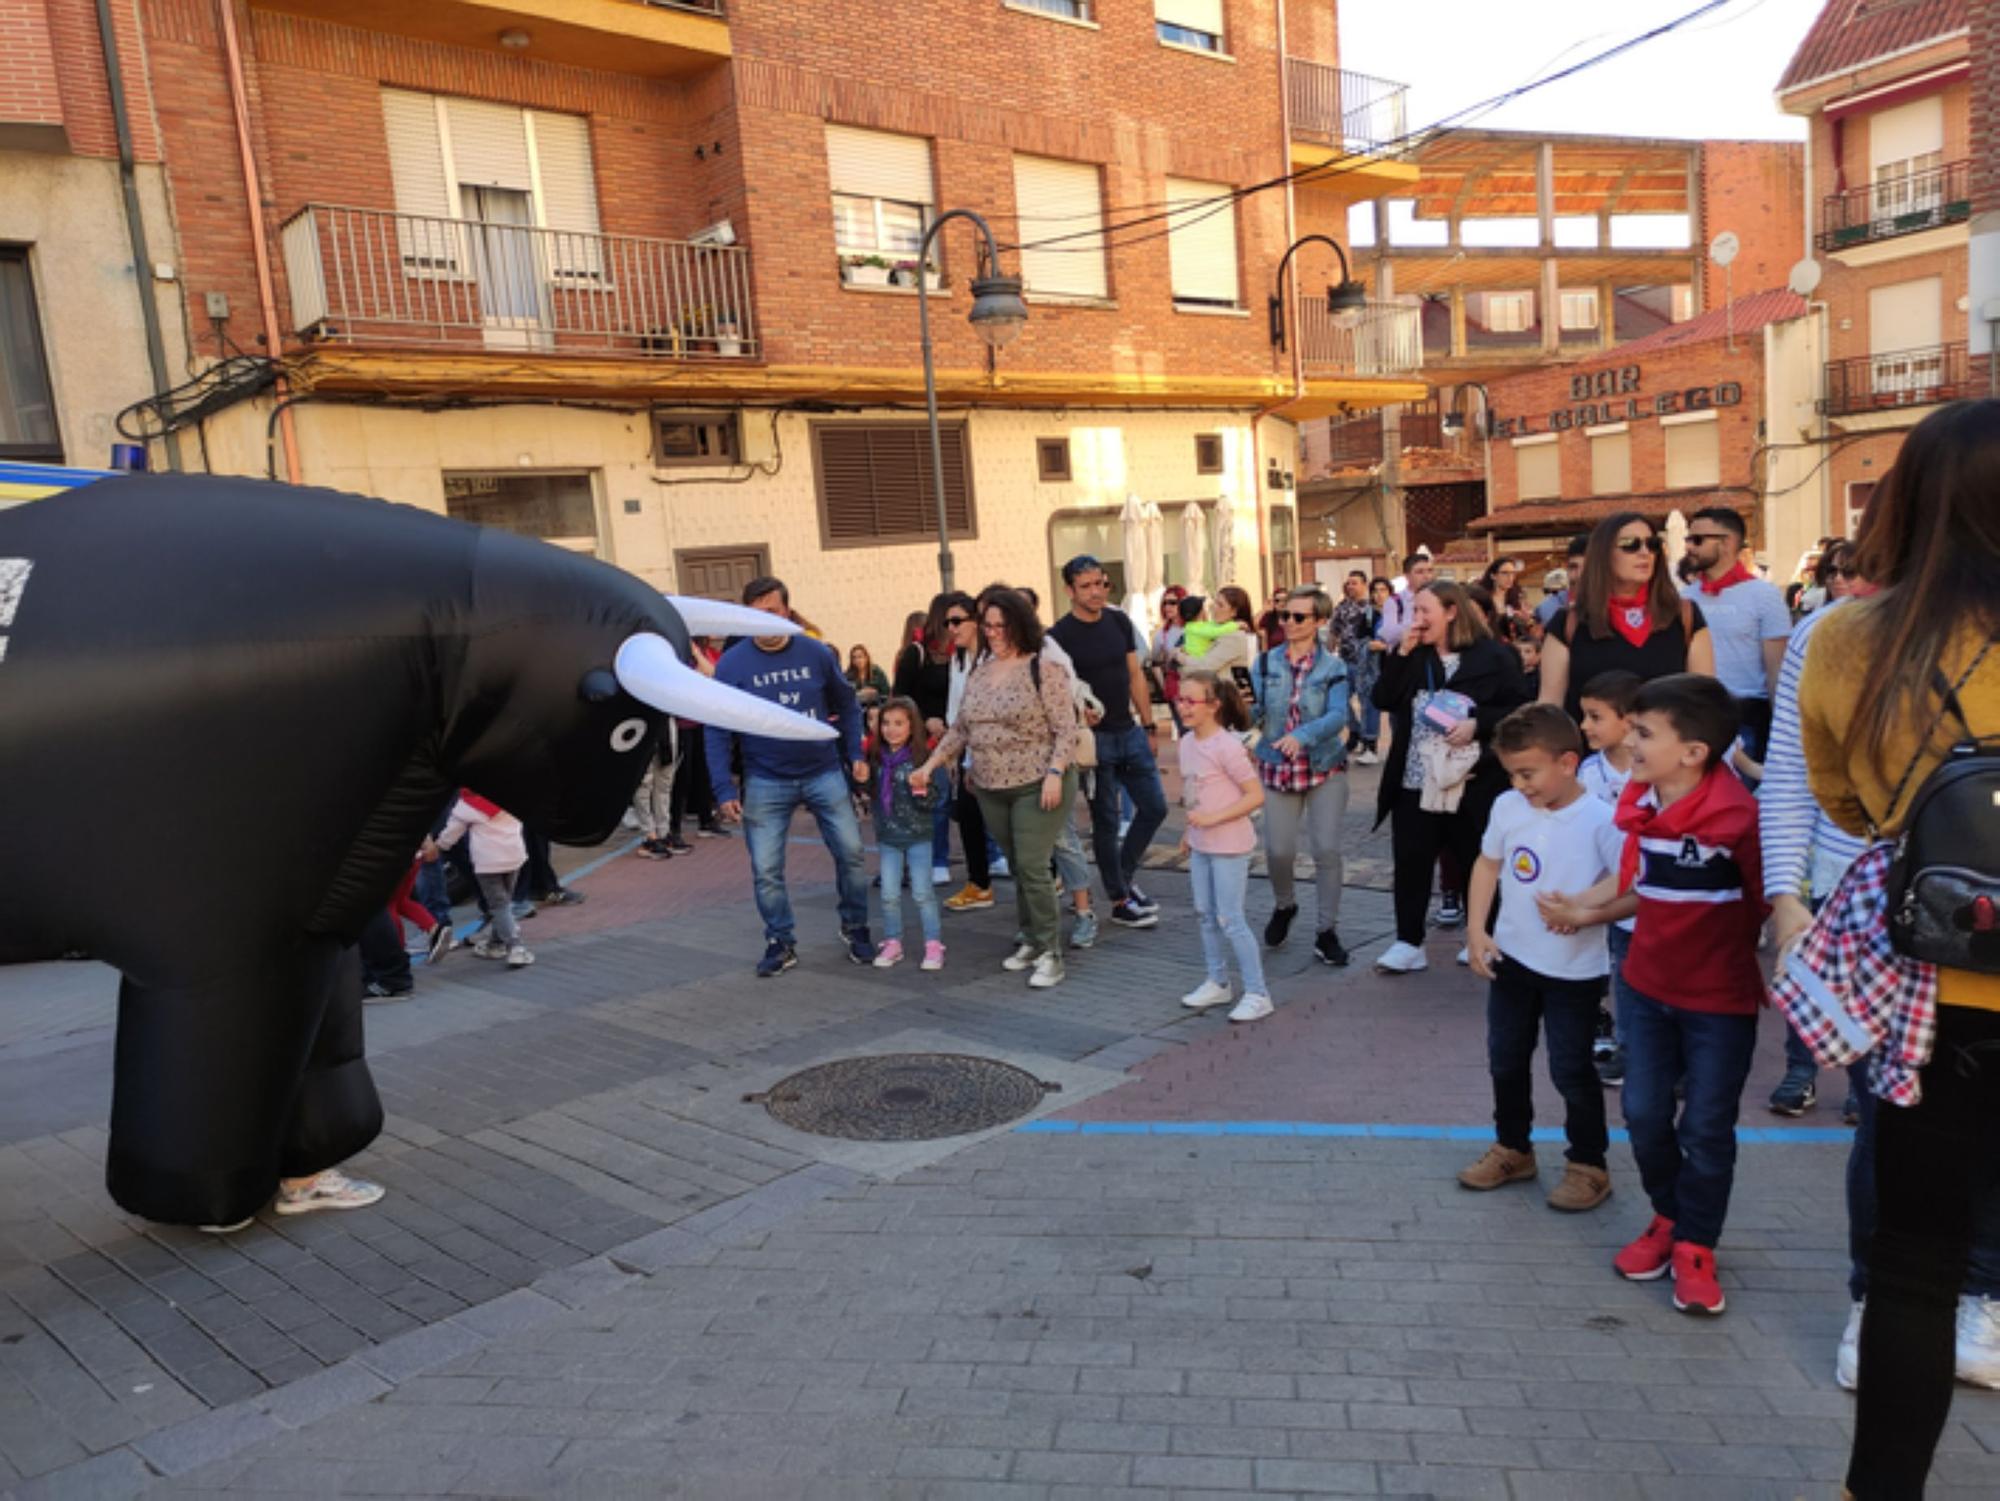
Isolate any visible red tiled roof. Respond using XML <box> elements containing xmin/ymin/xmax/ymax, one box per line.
<box><xmin>1468</xmin><ymin>494</ymin><xmax>1742</xmax><ymax>535</ymax></box>
<box><xmin>1607</xmin><ymin>289</ymin><xmax>1809</xmax><ymax>360</ymax></box>
<box><xmin>1777</xmin><ymin>0</ymin><xmax>1965</xmax><ymax>93</ymax></box>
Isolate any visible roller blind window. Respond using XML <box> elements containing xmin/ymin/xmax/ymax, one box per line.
<box><xmin>1664</xmin><ymin>417</ymin><xmax>1720</xmax><ymax>489</ymax></box>
<box><xmin>1514</xmin><ymin>439</ymin><xmax>1558</xmax><ymax>501</ymax></box>
<box><xmin>1156</xmin><ymin>0</ymin><xmax>1224</xmax><ymax>49</ymax></box>
<box><xmin>815</xmin><ymin>423</ymin><xmax>975</xmax><ymax>547</ymax></box>
<box><xmin>1164</xmin><ymin>177</ymin><xmax>1239</xmax><ymax>309</ymax></box>
<box><xmin>826</xmin><ymin>126</ymin><xmax>934</xmax><ymax>262</ymax></box>
<box><xmin>1013</xmin><ymin>155</ymin><xmax>1108</xmax><ymax>300</ymax></box>
<box><xmin>1589</xmin><ymin>431</ymin><xmax>1631</xmax><ymax>496</ymax></box>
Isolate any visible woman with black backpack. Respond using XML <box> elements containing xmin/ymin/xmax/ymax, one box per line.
<box><xmin>1794</xmin><ymin>399</ymin><xmax>2000</xmax><ymax>1500</ymax></box>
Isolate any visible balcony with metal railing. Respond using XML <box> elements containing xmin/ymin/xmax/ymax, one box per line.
<box><xmin>1817</xmin><ymin>160</ymin><xmax>1972</xmax><ymax>252</ymax></box>
<box><xmin>255</xmin><ymin>0</ymin><xmax>729</xmax><ymax>77</ymax></box>
<box><xmin>1821</xmin><ymin>342</ymin><xmax>1971</xmax><ymax>418</ymax></box>
<box><xmin>1298</xmin><ymin>298</ymin><xmax>1424</xmax><ymax>379</ymax></box>
<box><xmin>280</xmin><ymin>205</ymin><xmax>758</xmax><ymax>362</ymax></box>
<box><xmin>1287</xmin><ymin>61</ymin><xmax>1410</xmax><ymax>156</ymax></box>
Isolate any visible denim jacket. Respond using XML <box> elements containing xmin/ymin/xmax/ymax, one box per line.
<box><xmin>872</xmin><ymin>755</ymin><xmax>934</xmax><ymax>847</ymax></box>
<box><xmin>1250</xmin><ymin>645</ymin><xmax>1350</xmax><ymax>776</ymax></box>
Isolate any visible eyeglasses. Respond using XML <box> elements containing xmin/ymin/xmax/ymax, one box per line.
<box><xmin>1280</xmin><ymin>610</ymin><xmax>1318</xmax><ymax>623</ymax></box>
<box><xmin>1684</xmin><ymin>532</ymin><xmax>1730</xmax><ymax>545</ymax></box>
<box><xmin>944</xmin><ymin>615</ymin><xmax>972</xmax><ymax>627</ymax></box>
<box><xmin>980</xmin><ymin>619</ymin><xmax>1008</xmax><ymax>632</ymax></box>
<box><xmin>1615</xmin><ymin>535</ymin><xmax>1665</xmax><ymax>555</ymax></box>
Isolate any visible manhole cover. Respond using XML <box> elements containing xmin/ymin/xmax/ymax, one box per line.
<box><xmin>753</xmin><ymin>1053</ymin><xmax>1056</xmax><ymax>1141</ymax></box>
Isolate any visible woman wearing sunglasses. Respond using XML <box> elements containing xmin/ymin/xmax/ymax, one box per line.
<box><xmin>1538</xmin><ymin>513</ymin><xmax>1716</xmax><ymax>724</ymax></box>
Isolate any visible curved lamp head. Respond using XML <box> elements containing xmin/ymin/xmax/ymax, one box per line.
<box><xmin>1328</xmin><ymin>278</ymin><xmax>1370</xmax><ymax>331</ymax></box>
<box><xmin>968</xmin><ymin>273</ymin><xmax>1028</xmax><ymax>349</ymax></box>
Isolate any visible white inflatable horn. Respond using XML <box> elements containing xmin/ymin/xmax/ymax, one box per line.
<box><xmin>614</xmin><ymin>633</ymin><xmax>836</xmax><ymax>741</ymax></box>
<box><xmin>662</xmin><ymin>594</ymin><xmax>805</xmax><ymax>641</ymax></box>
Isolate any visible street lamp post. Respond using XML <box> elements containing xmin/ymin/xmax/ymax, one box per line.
<box><xmin>915</xmin><ymin>208</ymin><xmax>1028</xmax><ymax>593</ymax></box>
<box><xmin>1268</xmin><ymin>233</ymin><xmax>1369</xmax><ymax>352</ymax></box>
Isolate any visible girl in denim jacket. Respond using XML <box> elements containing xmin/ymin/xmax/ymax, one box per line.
<box><xmin>869</xmin><ymin>697</ymin><xmax>945</xmax><ymax>970</ymax></box>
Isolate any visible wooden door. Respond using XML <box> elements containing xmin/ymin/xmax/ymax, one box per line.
<box><xmin>674</xmin><ymin>545</ymin><xmax>771</xmax><ymax>604</ymax></box>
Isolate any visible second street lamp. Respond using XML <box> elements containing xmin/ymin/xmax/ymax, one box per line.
<box><xmin>916</xmin><ymin>207</ymin><xmax>1027</xmax><ymax>593</ymax></box>
<box><xmin>1268</xmin><ymin>233</ymin><xmax>1368</xmax><ymax>352</ymax></box>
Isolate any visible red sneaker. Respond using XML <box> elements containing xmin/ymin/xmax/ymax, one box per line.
<box><xmin>1613</xmin><ymin>1213</ymin><xmax>1675</xmax><ymax>1281</ymax></box>
<box><xmin>1670</xmin><ymin>1242</ymin><xmax>1726</xmax><ymax>1315</ymax></box>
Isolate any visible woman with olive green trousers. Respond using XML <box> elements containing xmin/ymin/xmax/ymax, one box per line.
<box><xmin>915</xmin><ymin>587</ymin><xmax>1078</xmax><ymax>989</ymax></box>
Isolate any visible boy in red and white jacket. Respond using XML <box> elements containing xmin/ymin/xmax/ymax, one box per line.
<box><xmin>1539</xmin><ymin>674</ymin><xmax>1768</xmax><ymax>1317</ymax></box>
<box><xmin>432</xmin><ymin>792</ymin><xmax>534</xmax><ymax>969</ymax></box>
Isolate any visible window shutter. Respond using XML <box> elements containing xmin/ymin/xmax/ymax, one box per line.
<box><xmin>527</xmin><ymin>110</ymin><xmax>603</xmax><ymax>278</ymax></box>
<box><xmin>1515</xmin><ymin>440</ymin><xmax>1558</xmax><ymax>500</ymax></box>
<box><xmin>1013</xmin><ymin>155</ymin><xmax>1107</xmax><ymax>299</ymax></box>
<box><xmin>1155</xmin><ymin>0</ymin><xmax>1225</xmax><ymax>35</ymax></box>
<box><xmin>1164</xmin><ymin>177</ymin><xmax>1239</xmax><ymax>306</ymax></box>
<box><xmin>380</xmin><ymin>89</ymin><xmax>457</xmax><ymax>268</ymax></box>
<box><xmin>1589</xmin><ymin>431</ymin><xmax>1631</xmax><ymax>496</ymax></box>
<box><xmin>817</xmin><ymin>424</ymin><xmax>973</xmax><ymax>546</ymax></box>
<box><xmin>825</xmin><ymin>125</ymin><xmax>934</xmax><ymax>206</ymax></box>
<box><xmin>446</xmin><ymin>98</ymin><xmax>533</xmax><ymax>191</ymax></box>
<box><xmin>1868</xmin><ymin>95</ymin><xmax>1943</xmax><ymax>172</ymax></box>
<box><xmin>1868</xmin><ymin>276</ymin><xmax>1941</xmax><ymax>354</ymax></box>
<box><xmin>1664</xmin><ymin>418</ymin><xmax>1720</xmax><ymax>488</ymax></box>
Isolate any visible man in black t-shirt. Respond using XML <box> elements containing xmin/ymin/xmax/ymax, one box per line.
<box><xmin>1049</xmin><ymin>556</ymin><xmax>1166</xmax><ymax>929</ymax></box>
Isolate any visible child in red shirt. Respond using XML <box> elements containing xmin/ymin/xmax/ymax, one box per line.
<box><xmin>1540</xmin><ymin>674</ymin><xmax>1767</xmax><ymax>1317</ymax></box>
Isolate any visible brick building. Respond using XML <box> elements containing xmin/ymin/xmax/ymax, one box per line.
<box><xmin>1778</xmin><ymin>0</ymin><xmax>1978</xmax><ymax>541</ymax></box>
<box><xmin>1470</xmin><ymin>289</ymin><xmax>1822</xmax><ymax>590</ymax></box>
<box><xmin>3</xmin><ymin>0</ymin><xmax>1427</xmax><ymax>658</ymax></box>
<box><xmin>1968</xmin><ymin>0</ymin><xmax>1997</xmax><ymax>385</ymax></box>
<box><xmin>0</xmin><ymin>0</ymin><xmax>190</xmax><ymax>468</ymax></box>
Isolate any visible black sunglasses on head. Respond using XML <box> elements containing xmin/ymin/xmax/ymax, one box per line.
<box><xmin>1615</xmin><ymin>535</ymin><xmax>1665</xmax><ymax>554</ymax></box>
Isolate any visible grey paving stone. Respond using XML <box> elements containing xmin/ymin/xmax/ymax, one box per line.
<box><xmin>132</xmin><ymin>1403</ymin><xmax>286</xmax><ymax>1476</ymax></box>
<box><xmin>356</xmin><ymin>1318</ymin><xmax>487</xmax><ymax>1383</ymax></box>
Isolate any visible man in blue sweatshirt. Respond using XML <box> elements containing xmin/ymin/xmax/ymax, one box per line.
<box><xmin>706</xmin><ymin>576</ymin><xmax>875</xmax><ymax>975</ymax></box>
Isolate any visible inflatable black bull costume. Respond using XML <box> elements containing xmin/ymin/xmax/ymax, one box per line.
<box><xmin>0</xmin><ymin>475</ymin><xmax>829</xmax><ymax>1227</ymax></box>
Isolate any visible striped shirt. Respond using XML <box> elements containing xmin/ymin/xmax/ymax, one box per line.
<box><xmin>1761</xmin><ymin>605</ymin><xmax>1867</xmax><ymax>903</ymax></box>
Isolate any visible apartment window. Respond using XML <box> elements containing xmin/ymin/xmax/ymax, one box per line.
<box><xmin>1164</xmin><ymin>177</ymin><xmax>1239</xmax><ymax>309</ymax></box>
<box><xmin>1869</xmin><ymin>276</ymin><xmax>1944</xmax><ymax>401</ymax></box>
<box><xmin>1514</xmin><ymin>436</ymin><xmax>1558</xmax><ymax>501</ymax></box>
<box><xmin>1194</xmin><ymin>433</ymin><xmax>1224</xmax><ymax>474</ymax></box>
<box><xmin>1013</xmin><ymin>155</ymin><xmax>1108</xmax><ymax>301</ymax></box>
<box><xmin>1846</xmin><ymin>480</ymin><xmax>1876</xmax><ymax>534</ymax></box>
<box><xmin>380</xmin><ymin>90</ymin><xmax>603</xmax><ymax>278</ymax></box>
<box><xmin>0</xmin><ymin>249</ymin><xmax>61</xmax><ymax>461</ymax></box>
<box><xmin>1868</xmin><ymin>94</ymin><xmax>1945</xmax><ymax>218</ymax></box>
<box><xmin>1010</xmin><ymin>0</ymin><xmax>1091</xmax><ymax>18</ymax></box>
<box><xmin>1558</xmin><ymin>290</ymin><xmax>1600</xmax><ymax>330</ymax></box>
<box><xmin>1037</xmin><ymin>437</ymin><xmax>1072</xmax><ymax>481</ymax></box>
<box><xmin>814</xmin><ymin>422</ymin><xmax>975</xmax><ymax>547</ymax></box>
<box><xmin>1486</xmin><ymin>292</ymin><xmax>1533</xmax><ymax>333</ymax></box>
<box><xmin>1670</xmin><ymin>285</ymin><xmax>1696</xmax><ymax>323</ymax></box>
<box><xmin>653</xmin><ymin>411</ymin><xmax>740</xmax><ymax>468</ymax></box>
<box><xmin>1589</xmin><ymin>427</ymin><xmax>1631</xmax><ymax>496</ymax></box>
<box><xmin>826</xmin><ymin>125</ymin><xmax>934</xmax><ymax>263</ymax></box>
<box><xmin>1155</xmin><ymin>0</ymin><xmax>1225</xmax><ymax>51</ymax></box>
<box><xmin>443</xmin><ymin>471</ymin><xmax>599</xmax><ymax>550</ymax></box>
<box><xmin>1663</xmin><ymin>413</ymin><xmax>1720</xmax><ymax>489</ymax></box>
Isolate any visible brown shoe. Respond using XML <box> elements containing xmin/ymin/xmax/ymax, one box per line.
<box><xmin>1547</xmin><ymin>1163</ymin><xmax>1613</xmax><ymax>1213</ymax></box>
<box><xmin>1457</xmin><ymin>1144</ymin><xmax>1537</xmax><ymax>1191</ymax></box>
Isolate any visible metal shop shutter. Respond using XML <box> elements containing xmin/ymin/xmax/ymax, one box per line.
<box><xmin>825</xmin><ymin>125</ymin><xmax>934</xmax><ymax>205</ymax></box>
<box><xmin>815</xmin><ymin>424</ymin><xmax>974</xmax><ymax>547</ymax></box>
<box><xmin>1013</xmin><ymin>155</ymin><xmax>1108</xmax><ymax>300</ymax></box>
<box><xmin>1164</xmin><ymin>176</ymin><xmax>1239</xmax><ymax>306</ymax></box>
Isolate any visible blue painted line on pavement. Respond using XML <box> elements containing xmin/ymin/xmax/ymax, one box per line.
<box><xmin>1018</xmin><ymin>1121</ymin><xmax>1853</xmax><ymax>1144</ymax></box>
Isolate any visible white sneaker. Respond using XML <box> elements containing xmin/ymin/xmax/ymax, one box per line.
<box><xmin>1837</xmin><ymin>1299</ymin><xmax>1864</xmax><ymax>1391</ymax></box>
<box><xmin>1456</xmin><ymin>946</ymin><xmax>1470</xmax><ymax>967</ymax></box>
<box><xmin>1028</xmin><ymin>953</ymin><xmax>1065</xmax><ymax>989</ymax></box>
<box><xmin>1957</xmin><ymin>1295</ymin><xmax>2000</xmax><ymax>1389</ymax></box>
<box><xmin>1001</xmin><ymin>941</ymin><xmax>1039</xmax><ymax>972</ymax></box>
<box><xmin>1228</xmin><ymin>993</ymin><xmax>1275</xmax><ymax>1024</ymax></box>
<box><xmin>506</xmin><ymin>944</ymin><xmax>534</xmax><ymax>969</ymax></box>
<box><xmin>1375</xmin><ymin>940</ymin><xmax>1429</xmax><ymax>974</ymax></box>
<box><xmin>1353</xmin><ymin>748</ymin><xmax>1380</xmax><ymax>765</ymax></box>
<box><xmin>274</xmin><ymin>1169</ymin><xmax>385</xmax><ymax>1216</ymax></box>
<box><xmin>1180</xmin><ymin>980</ymin><xmax>1233</xmax><ymax>1011</ymax></box>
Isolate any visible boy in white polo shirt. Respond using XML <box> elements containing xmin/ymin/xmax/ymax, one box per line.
<box><xmin>1457</xmin><ymin>704</ymin><xmax>1625</xmax><ymax>1213</ymax></box>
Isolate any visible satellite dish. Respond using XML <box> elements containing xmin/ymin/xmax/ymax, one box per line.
<box><xmin>1788</xmin><ymin>258</ymin><xmax>1823</xmax><ymax>297</ymax></box>
<box><xmin>1709</xmin><ymin>231</ymin><xmax>1740</xmax><ymax>267</ymax></box>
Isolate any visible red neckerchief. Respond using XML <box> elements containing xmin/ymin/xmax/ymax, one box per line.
<box><xmin>461</xmin><ymin>791</ymin><xmax>502</xmax><ymax>818</ymax></box>
<box><xmin>1606</xmin><ymin>593</ymin><xmax>1652</xmax><ymax>650</ymax></box>
<box><xmin>1696</xmin><ymin>560</ymin><xmax>1755</xmax><ymax>596</ymax></box>
<box><xmin>1612</xmin><ymin>769</ymin><xmax>1731</xmax><ymax>893</ymax></box>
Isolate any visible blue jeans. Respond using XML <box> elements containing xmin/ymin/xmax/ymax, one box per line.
<box><xmin>1087</xmin><ymin>725</ymin><xmax>1167</xmax><ymax>903</ymax></box>
<box><xmin>1190</xmin><ymin>851</ymin><xmax>1266</xmax><ymax>995</ymax></box>
<box><xmin>1845</xmin><ymin>1060</ymin><xmax>2000</xmax><ymax>1302</ymax></box>
<box><xmin>742</xmin><ymin>768</ymin><xmax>870</xmax><ymax>946</ymax></box>
<box><xmin>413</xmin><ymin>859</ymin><xmax>453</xmax><ymax>927</ymax></box>
<box><xmin>876</xmin><ymin>841</ymin><xmax>941</xmax><ymax>945</ymax></box>
<box><xmin>929</xmin><ymin>780</ymin><xmax>954</xmax><ymax>871</ymax></box>
<box><xmin>1487</xmin><ymin>959</ymin><xmax>1609</xmax><ymax>1167</ymax></box>
<box><xmin>1618</xmin><ymin>982</ymin><xmax>1758</xmax><ymax>1248</ymax></box>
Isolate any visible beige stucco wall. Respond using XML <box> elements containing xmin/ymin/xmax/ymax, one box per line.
<box><xmin>1761</xmin><ymin>309</ymin><xmax>1831</xmax><ymax>581</ymax></box>
<box><xmin>199</xmin><ymin>400</ymin><xmax>1290</xmax><ymax>661</ymax></box>
<box><xmin>0</xmin><ymin>153</ymin><xmax>188</xmax><ymax>466</ymax></box>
